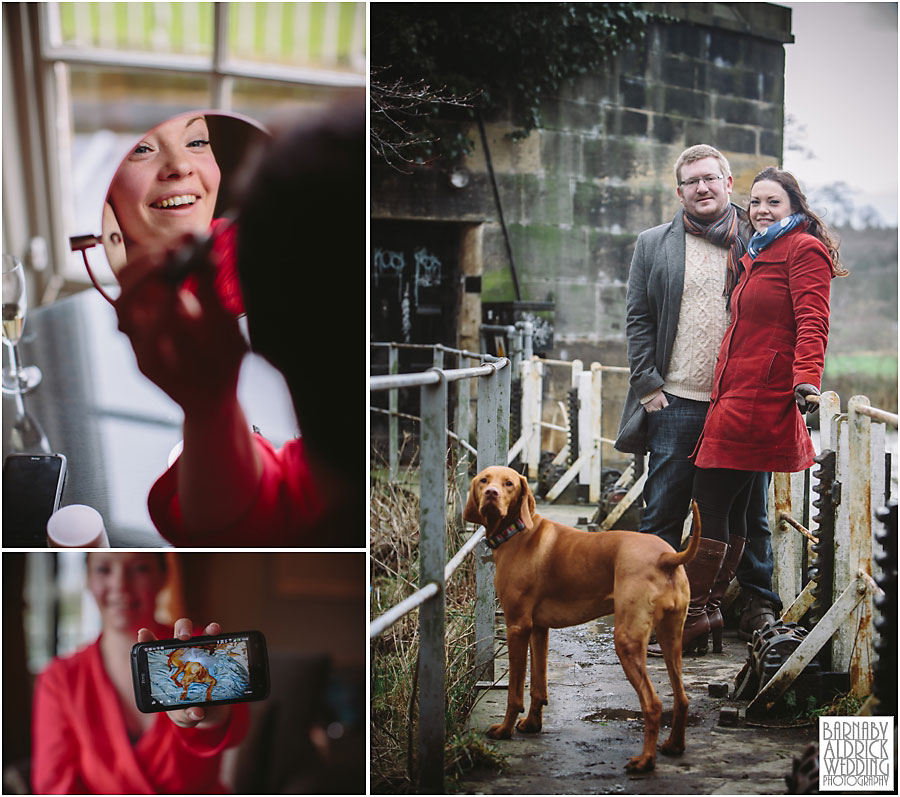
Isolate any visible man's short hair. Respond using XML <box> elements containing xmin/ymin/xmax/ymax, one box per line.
<box><xmin>674</xmin><ymin>145</ymin><xmax>731</xmax><ymax>185</ymax></box>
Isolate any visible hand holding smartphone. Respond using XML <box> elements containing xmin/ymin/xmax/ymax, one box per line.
<box><xmin>131</xmin><ymin>627</ymin><xmax>269</xmax><ymax>716</ymax></box>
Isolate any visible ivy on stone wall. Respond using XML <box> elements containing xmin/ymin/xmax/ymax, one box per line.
<box><xmin>371</xmin><ymin>2</ymin><xmax>657</xmax><ymax>168</ymax></box>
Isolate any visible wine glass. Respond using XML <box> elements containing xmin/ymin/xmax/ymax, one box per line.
<box><xmin>2</xmin><ymin>254</ymin><xmax>42</xmax><ymax>394</ymax></box>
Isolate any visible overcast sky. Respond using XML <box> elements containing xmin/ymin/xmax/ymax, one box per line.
<box><xmin>780</xmin><ymin>2</ymin><xmax>898</xmax><ymax>226</ymax></box>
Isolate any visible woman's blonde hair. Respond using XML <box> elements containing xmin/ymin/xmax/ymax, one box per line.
<box><xmin>674</xmin><ymin>144</ymin><xmax>732</xmax><ymax>185</ymax></box>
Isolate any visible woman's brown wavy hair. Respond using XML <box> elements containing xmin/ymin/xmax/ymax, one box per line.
<box><xmin>749</xmin><ymin>167</ymin><xmax>848</xmax><ymax>277</ymax></box>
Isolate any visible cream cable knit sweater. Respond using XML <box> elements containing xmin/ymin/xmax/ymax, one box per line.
<box><xmin>662</xmin><ymin>234</ymin><xmax>730</xmax><ymax>402</ymax></box>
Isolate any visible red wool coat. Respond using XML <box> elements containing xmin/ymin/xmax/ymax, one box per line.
<box><xmin>693</xmin><ymin>227</ymin><xmax>832</xmax><ymax>472</ymax></box>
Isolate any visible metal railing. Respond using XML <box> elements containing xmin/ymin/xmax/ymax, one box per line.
<box><xmin>370</xmin><ymin>338</ymin><xmax>897</xmax><ymax>788</ymax></box>
<box><xmin>757</xmin><ymin>391</ymin><xmax>897</xmax><ymax>712</ymax></box>
<box><xmin>513</xmin><ymin>357</ymin><xmax>631</xmax><ymax>502</ymax></box>
<box><xmin>369</xmin><ymin>350</ymin><xmax>511</xmax><ymax>794</ymax></box>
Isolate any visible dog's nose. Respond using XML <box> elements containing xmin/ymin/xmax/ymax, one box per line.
<box><xmin>483</xmin><ymin>486</ymin><xmax>500</xmax><ymax>499</ymax></box>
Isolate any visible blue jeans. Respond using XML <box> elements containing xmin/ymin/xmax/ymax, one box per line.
<box><xmin>638</xmin><ymin>393</ymin><xmax>708</xmax><ymax>550</ymax></box>
<box><xmin>736</xmin><ymin>471</ymin><xmax>782</xmax><ymax>610</ymax></box>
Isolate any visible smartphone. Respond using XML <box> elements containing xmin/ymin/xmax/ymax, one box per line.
<box><xmin>2</xmin><ymin>453</ymin><xmax>67</xmax><ymax>546</ymax></box>
<box><xmin>131</xmin><ymin>630</ymin><xmax>270</xmax><ymax>713</ymax></box>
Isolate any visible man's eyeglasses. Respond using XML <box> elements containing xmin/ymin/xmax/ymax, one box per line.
<box><xmin>679</xmin><ymin>174</ymin><xmax>725</xmax><ymax>189</ymax></box>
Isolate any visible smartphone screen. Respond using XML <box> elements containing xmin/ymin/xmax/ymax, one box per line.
<box><xmin>131</xmin><ymin>631</ymin><xmax>269</xmax><ymax>713</ymax></box>
<box><xmin>2</xmin><ymin>454</ymin><xmax>67</xmax><ymax>546</ymax></box>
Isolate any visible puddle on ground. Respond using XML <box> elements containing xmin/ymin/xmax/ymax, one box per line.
<box><xmin>581</xmin><ymin>708</ymin><xmax>702</xmax><ymax>726</ymax></box>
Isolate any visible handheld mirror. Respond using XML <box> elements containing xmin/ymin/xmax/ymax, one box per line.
<box><xmin>72</xmin><ymin>110</ymin><xmax>269</xmax><ymax>304</ymax></box>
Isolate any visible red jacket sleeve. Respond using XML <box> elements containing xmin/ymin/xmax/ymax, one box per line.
<box><xmin>32</xmin><ymin>665</ymin><xmax>89</xmax><ymax>794</ymax></box>
<box><xmin>788</xmin><ymin>235</ymin><xmax>832</xmax><ymax>389</ymax></box>
<box><xmin>148</xmin><ymin>435</ymin><xmax>323</xmax><ymax>546</ymax></box>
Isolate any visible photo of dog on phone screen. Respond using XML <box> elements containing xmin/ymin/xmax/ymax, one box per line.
<box><xmin>147</xmin><ymin>641</ymin><xmax>250</xmax><ymax>705</ymax></box>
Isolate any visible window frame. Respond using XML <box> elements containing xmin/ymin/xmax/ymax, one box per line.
<box><xmin>3</xmin><ymin>2</ymin><xmax>365</xmax><ymax>296</ymax></box>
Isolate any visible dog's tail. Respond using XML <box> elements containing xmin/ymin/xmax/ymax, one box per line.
<box><xmin>657</xmin><ymin>501</ymin><xmax>701</xmax><ymax>570</ymax></box>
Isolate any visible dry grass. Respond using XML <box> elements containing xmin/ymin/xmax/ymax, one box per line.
<box><xmin>370</xmin><ymin>441</ymin><xmax>504</xmax><ymax>792</ymax></box>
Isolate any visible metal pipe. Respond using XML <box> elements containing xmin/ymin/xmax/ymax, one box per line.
<box><xmin>370</xmin><ymin>407</ymin><xmax>478</xmax><ymax>457</ymax></box>
<box><xmin>445</xmin><ymin>527</ymin><xmax>486</xmax><ymax>582</ymax></box>
<box><xmin>804</xmin><ymin>392</ymin><xmax>896</xmax><ymax>427</ymax></box>
<box><xmin>778</xmin><ymin>511</ymin><xmax>819</xmax><ymax>544</ymax></box>
<box><xmin>857</xmin><ymin>404</ymin><xmax>899</xmax><ymax>428</ymax></box>
<box><xmin>370</xmin><ymin>360</ymin><xmax>509</xmax><ymax>392</ymax></box>
<box><xmin>371</xmin><ymin>340</ymin><xmax>502</xmax><ymax>363</ymax></box>
<box><xmin>370</xmin><ymin>371</ymin><xmax>442</xmax><ymax>391</ymax></box>
<box><xmin>369</xmin><ymin>583</ymin><xmax>440</xmax><ymax>639</ymax></box>
<box><xmin>477</xmin><ymin>110</ymin><xmax>521</xmax><ymax>301</ymax></box>
<box><xmin>538</xmin><ymin>357</ymin><xmax>630</xmax><ymax>374</ymax></box>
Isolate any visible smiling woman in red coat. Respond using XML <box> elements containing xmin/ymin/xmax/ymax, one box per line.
<box><xmin>31</xmin><ymin>553</ymin><xmax>247</xmax><ymax>794</ymax></box>
<box><xmin>672</xmin><ymin>167</ymin><xmax>847</xmax><ymax>654</ymax></box>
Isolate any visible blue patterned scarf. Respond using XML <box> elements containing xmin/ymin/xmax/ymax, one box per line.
<box><xmin>747</xmin><ymin>213</ymin><xmax>806</xmax><ymax>259</ymax></box>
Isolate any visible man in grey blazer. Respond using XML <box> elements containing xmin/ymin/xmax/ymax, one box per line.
<box><xmin>615</xmin><ymin>144</ymin><xmax>780</xmax><ymax>646</ymax></box>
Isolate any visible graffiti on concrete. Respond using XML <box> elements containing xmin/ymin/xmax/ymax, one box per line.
<box><xmin>372</xmin><ymin>234</ymin><xmax>450</xmax><ymax>345</ymax></box>
<box><xmin>521</xmin><ymin>312</ymin><xmax>554</xmax><ymax>351</ymax></box>
<box><xmin>413</xmin><ymin>247</ymin><xmax>442</xmax><ymax>307</ymax></box>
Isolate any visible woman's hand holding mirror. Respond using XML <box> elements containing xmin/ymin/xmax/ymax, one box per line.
<box><xmin>115</xmin><ymin>238</ymin><xmax>248</xmax><ymax>414</ymax></box>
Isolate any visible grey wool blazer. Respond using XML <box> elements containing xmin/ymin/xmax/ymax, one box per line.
<box><xmin>614</xmin><ymin>211</ymin><xmax>688</xmax><ymax>454</ymax></box>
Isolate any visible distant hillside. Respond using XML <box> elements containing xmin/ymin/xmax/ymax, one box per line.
<box><xmin>828</xmin><ymin>225</ymin><xmax>898</xmax><ymax>355</ymax></box>
<box><xmin>823</xmin><ymin>225</ymin><xmax>897</xmax><ymax>411</ymax></box>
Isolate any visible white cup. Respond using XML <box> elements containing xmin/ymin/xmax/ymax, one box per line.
<box><xmin>46</xmin><ymin>504</ymin><xmax>110</xmax><ymax>548</ymax></box>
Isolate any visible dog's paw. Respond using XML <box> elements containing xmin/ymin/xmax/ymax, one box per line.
<box><xmin>624</xmin><ymin>755</ymin><xmax>655</xmax><ymax>774</ymax></box>
<box><xmin>516</xmin><ymin>716</ymin><xmax>542</xmax><ymax>734</ymax></box>
<box><xmin>660</xmin><ymin>738</ymin><xmax>685</xmax><ymax>757</ymax></box>
<box><xmin>485</xmin><ymin>723</ymin><xmax>512</xmax><ymax>740</ymax></box>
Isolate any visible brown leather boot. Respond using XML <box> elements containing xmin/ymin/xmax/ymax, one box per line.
<box><xmin>649</xmin><ymin>537</ymin><xmax>728</xmax><ymax>656</ymax></box>
<box><xmin>738</xmin><ymin>596</ymin><xmax>779</xmax><ymax>641</ymax></box>
<box><xmin>706</xmin><ymin>534</ymin><xmax>746</xmax><ymax>653</ymax></box>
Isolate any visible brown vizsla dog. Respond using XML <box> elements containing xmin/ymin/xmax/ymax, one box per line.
<box><xmin>464</xmin><ymin>465</ymin><xmax>700</xmax><ymax>773</ymax></box>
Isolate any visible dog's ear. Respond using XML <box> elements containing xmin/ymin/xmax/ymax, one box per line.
<box><xmin>463</xmin><ymin>475</ymin><xmax>483</xmax><ymax>524</ymax></box>
<box><xmin>518</xmin><ymin>474</ymin><xmax>535</xmax><ymax>529</ymax></box>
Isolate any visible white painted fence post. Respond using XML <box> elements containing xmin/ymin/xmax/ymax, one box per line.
<box><xmin>524</xmin><ymin>358</ymin><xmax>543</xmax><ymax>479</ymax></box>
<box><xmin>590</xmin><ymin>363</ymin><xmax>603</xmax><ymax>503</ymax></box>
<box><xmin>577</xmin><ymin>370</ymin><xmax>592</xmax><ymax>501</ymax></box>
<box><xmin>869</xmin><ymin>420</ymin><xmax>887</xmax><ymax>583</ymax></box>
<box><xmin>816</xmin><ymin>391</ymin><xmax>861</xmax><ymax>672</ymax></box>
<box><xmin>847</xmin><ymin>395</ymin><xmax>874</xmax><ymax>697</ymax></box>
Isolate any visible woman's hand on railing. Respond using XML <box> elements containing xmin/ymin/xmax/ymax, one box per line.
<box><xmin>793</xmin><ymin>383</ymin><xmax>820</xmax><ymax>414</ymax></box>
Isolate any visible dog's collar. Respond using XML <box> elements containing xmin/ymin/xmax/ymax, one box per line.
<box><xmin>484</xmin><ymin>518</ymin><xmax>526</xmax><ymax>550</ymax></box>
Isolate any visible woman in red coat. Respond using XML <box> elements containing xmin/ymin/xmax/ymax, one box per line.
<box><xmin>31</xmin><ymin>553</ymin><xmax>248</xmax><ymax>793</ymax></box>
<box><xmin>674</xmin><ymin>167</ymin><xmax>847</xmax><ymax>653</ymax></box>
